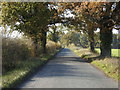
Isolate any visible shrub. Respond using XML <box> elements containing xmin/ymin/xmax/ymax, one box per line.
<box><xmin>46</xmin><ymin>41</ymin><xmax>61</xmax><ymax>53</ymax></box>
<box><xmin>2</xmin><ymin>37</ymin><xmax>61</xmax><ymax>74</ymax></box>
<box><xmin>55</xmin><ymin>42</ymin><xmax>61</xmax><ymax>49</ymax></box>
<box><xmin>2</xmin><ymin>37</ymin><xmax>32</xmax><ymax>73</ymax></box>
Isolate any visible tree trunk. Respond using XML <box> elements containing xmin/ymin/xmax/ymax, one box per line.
<box><xmin>88</xmin><ymin>30</ymin><xmax>95</xmax><ymax>52</ymax></box>
<box><xmin>33</xmin><ymin>38</ymin><xmax>38</xmax><ymax>57</ymax></box>
<box><xmin>41</xmin><ymin>31</ymin><xmax>47</xmax><ymax>54</ymax></box>
<box><xmin>52</xmin><ymin>28</ymin><xmax>57</xmax><ymax>42</ymax></box>
<box><xmin>100</xmin><ymin>28</ymin><xmax>112</xmax><ymax>57</ymax></box>
<box><xmin>90</xmin><ymin>41</ymin><xmax>95</xmax><ymax>52</ymax></box>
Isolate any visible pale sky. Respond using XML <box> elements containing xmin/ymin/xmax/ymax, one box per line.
<box><xmin>1</xmin><ymin>26</ymin><xmax>119</xmax><ymax>38</ymax></box>
<box><xmin>95</xmin><ymin>28</ymin><xmax>119</xmax><ymax>34</ymax></box>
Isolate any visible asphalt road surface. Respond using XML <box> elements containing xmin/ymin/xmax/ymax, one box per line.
<box><xmin>18</xmin><ymin>48</ymin><xmax>118</xmax><ymax>88</ymax></box>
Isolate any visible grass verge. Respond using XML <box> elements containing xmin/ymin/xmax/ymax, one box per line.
<box><xmin>91</xmin><ymin>58</ymin><xmax>119</xmax><ymax>81</ymax></box>
<box><xmin>1</xmin><ymin>48</ymin><xmax>62</xmax><ymax>88</ymax></box>
<box><xmin>69</xmin><ymin>46</ymin><xmax>119</xmax><ymax>81</ymax></box>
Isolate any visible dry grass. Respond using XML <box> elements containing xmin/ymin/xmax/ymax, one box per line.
<box><xmin>46</xmin><ymin>41</ymin><xmax>61</xmax><ymax>53</ymax></box>
<box><xmin>92</xmin><ymin>58</ymin><xmax>119</xmax><ymax>81</ymax></box>
<box><xmin>2</xmin><ymin>37</ymin><xmax>33</xmax><ymax>73</ymax></box>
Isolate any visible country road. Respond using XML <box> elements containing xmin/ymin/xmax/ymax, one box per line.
<box><xmin>18</xmin><ymin>48</ymin><xmax>118</xmax><ymax>88</ymax></box>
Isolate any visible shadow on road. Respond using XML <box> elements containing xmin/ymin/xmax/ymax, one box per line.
<box><xmin>18</xmin><ymin>48</ymin><xmax>118</xmax><ymax>88</ymax></box>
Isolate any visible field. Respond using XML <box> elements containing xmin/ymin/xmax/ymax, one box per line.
<box><xmin>95</xmin><ymin>49</ymin><xmax>120</xmax><ymax>57</ymax></box>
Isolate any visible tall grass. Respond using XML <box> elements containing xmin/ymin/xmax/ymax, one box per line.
<box><xmin>2</xmin><ymin>37</ymin><xmax>33</xmax><ymax>73</ymax></box>
<box><xmin>2</xmin><ymin>36</ymin><xmax>61</xmax><ymax>74</ymax></box>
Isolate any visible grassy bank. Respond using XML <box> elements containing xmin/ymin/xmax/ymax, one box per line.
<box><xmin>1</xmin><ymin>49</ymin><xmax>62</xmax><ymax>88</ymax></box>
<box><xmin>91</xmin><ymin>58</ymin><xmax>119</xmax><ymax>81</ymax></box>
<box><xmin>69</xmin><ymin>45</ymin><xmax>119</xmax><ymax>81</ymax></box>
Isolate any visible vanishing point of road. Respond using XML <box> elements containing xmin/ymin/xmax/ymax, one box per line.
<box><xmin>18</xmin><ymin>48</ymin><xmax>118</xmax><ymax>88</ymax></box>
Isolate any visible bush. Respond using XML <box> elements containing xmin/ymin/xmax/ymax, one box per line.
<box><xmin>2</xmin><ymin>37</ymin><xmax>32</xmax><ymax>73</ymax></box>
<box><xmin>2</xmin><ymin>38</ymin><xmax>61</xmax><ymax>74</ymax></box>
<box><xmin>46</xmin><ymin>41</ymin><xmax>61</xmax><ymax>53</ymax></box>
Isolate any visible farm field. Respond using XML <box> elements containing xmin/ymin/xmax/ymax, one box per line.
<box><xmin>95</xmin><ymin>49</ymin><xmax>120</xmax><ymax>57</ymax></box>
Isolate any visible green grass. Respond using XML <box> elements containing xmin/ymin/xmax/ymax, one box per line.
<box><xmin>1</xmin><ymin>49</ymin><xmax>61</xmax><ymax>88</ymax></box>
<box><xmin>1</xmin><ymin>60</ymin><xmax>44</xmax><ymax>88</ymax></box>
<box><xmin>95</xmin><ymin>49</ymin><xmax>120</xmax><ymax>57</ymax></box>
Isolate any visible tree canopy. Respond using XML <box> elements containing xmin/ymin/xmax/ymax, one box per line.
<box><xmin>1</xmin><ymin>2</ymin><xmax>120</xmax><ymax>57</ymax></box>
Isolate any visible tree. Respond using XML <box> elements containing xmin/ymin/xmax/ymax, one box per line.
<box><xmin>88</xmin><ymin>2</ymin><xmax>119</xmax><ymax>57</ymax></box>
<box><xmin>57</xmin><ymin>2</ymin><xmax>97</xmax><ymax>52</ymax></box>
<box><xmin>57</xmin><ymin>2</ymin><xmax>120</xmax><ymax>57</ymax></box>
<box><xmin>1</xmin><ymin>2</ymin><xmax>51</xmax><ymax>56</ymax></box>
<box><xmin>60</xmin><ymin>31</ymin><xmax>80</xmax><ymax>46</ymax></box>
<box><xmin>78</xmin><ymin>2</ymin><xmax>119</xmax><ymax>57</ymax></box>
<box><xmin>48</xmin><ymin>25</ymin><xmax>58</xmax><ymax>42</ymax></box>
